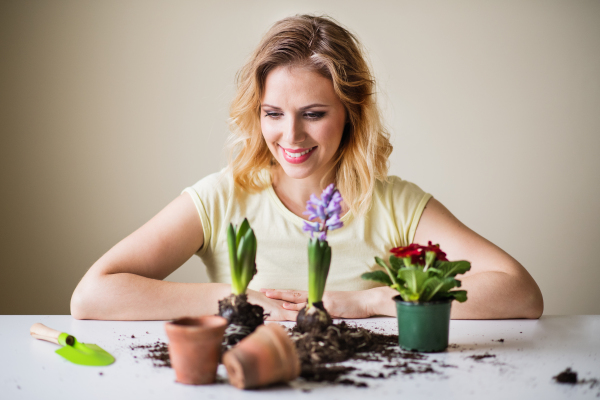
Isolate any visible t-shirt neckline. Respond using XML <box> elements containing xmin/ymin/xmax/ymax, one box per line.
<box><xmin>266</xmin><ymin>183</ymin><xmax>353</xmax><ymax>228</ymax></box>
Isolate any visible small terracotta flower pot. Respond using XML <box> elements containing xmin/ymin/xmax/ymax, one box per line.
<box><xmin>165</xmin><ymin>315</ymin><xmax>228</xmax><ymax>385</ymax></box>
<box><xmin>222</xmin><ymin>323</ymin><xmax>300</xmax><ymax>389</ymax></box>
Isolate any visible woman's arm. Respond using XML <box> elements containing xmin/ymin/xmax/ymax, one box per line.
<box><xmin>409</xmin><ymin>197</ymin><xmax>544</xmax><ymax>319</ymax></box>
<box><xmin>263</xmin><ymin>198</ymin><xmax>544</xmax><ymax>320</ymax></box>
<box><xmin>361</xmin><ymin>198</ymin><xmax>544</xmax><ymax>319</ymax></box>
<box><xmin>71</xmin><ymin>193</ymin><xmax>298</xmax><ymax>321</ymax></box>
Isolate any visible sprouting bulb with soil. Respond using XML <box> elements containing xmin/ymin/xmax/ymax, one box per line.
<box><xmin>296</xmin><ymin>184</ymin><xmax>344</xmax><ymax>334</ymax></box>
<box><xmin>218</xmin><ymin>218</ymin><xmax>265</xmax><ymax>349</ymax></box>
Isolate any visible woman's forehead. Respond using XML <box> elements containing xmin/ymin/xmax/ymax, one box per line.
<box><xmin>261</xmin><ymin>66</ymin><xmax>339</xmax><ymax>108</ymax></box>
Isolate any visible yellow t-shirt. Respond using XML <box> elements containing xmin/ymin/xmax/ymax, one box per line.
<box><xmin>182</xmin><ymin>170</ymin><xmax>431</xmax><ymax>292</ymax></box>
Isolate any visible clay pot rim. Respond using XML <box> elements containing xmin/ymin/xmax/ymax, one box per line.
<box><xmin>167</xmin><ymin>315</ymin><xmax>228</xmax><ymax>330</ymax></box>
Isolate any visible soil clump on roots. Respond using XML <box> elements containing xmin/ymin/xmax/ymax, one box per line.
<box><xmin>218</xmin><ymin>293</ymin><xmax>265</xmax><ymax>350</ymax></box>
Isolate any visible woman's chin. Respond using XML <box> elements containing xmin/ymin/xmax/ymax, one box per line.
<box><xmin>276</xmin><ymin>162</ymin><xmax>315</xmax><ymax>180</ymax></box>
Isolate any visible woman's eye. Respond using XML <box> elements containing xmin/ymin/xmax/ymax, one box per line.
<box><xmin>265</xmin><ymin>112</ymin><xmax>282</xmax><ymax>119</ymax></box>
<box><xmin>304</xmin><ymin>112</ymin><xmax>326</xmax><ymax>120</ymax></box>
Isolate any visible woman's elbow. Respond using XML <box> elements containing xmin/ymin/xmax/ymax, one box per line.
<box><xmin>516</xmin><ymin>271</ymin><xmax>544</xmax><ymax>319</ymax></box>
<box><xmin>70</xmin><ymin>277</ymin><xmax>102</xmax><ymax>320</ymax></box>
<box><xmin>70</xmin><ymin>283</ymin><xmax>90</xmax><ymax>320</ymax></box>
<box><xmin>524</xmin><ymin>285</ymin><xmax>544</xmax><ymax>319</ymax></box>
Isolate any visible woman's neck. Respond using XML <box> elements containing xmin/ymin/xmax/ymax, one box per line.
<box><xmin>270</xmin><ymin>166</ymin><xmax>335</xmax><ymax>221</ymax></box>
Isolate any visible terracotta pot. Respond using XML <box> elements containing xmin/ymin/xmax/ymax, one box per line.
<box><xmin>222</xmin><ymin>323</ymin><xmax>300</xmax><ymax>389</ymax></box>
<box><xmin>165</xmin><ymin>315</ymin><xmax>228</xmax><ymax>385</ymax></box>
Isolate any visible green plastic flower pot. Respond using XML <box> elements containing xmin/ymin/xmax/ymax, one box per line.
<box><xmin>393</xmin><ymin>296</ymin><xmax>452</xmax><ymax>352</ymax></box>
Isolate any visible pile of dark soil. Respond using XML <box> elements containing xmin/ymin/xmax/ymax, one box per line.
<box><xmin>289</xmin><ymin>321</ymin><xmax>447</xmax><ymax>387</ymax></box>
<box><xmin>554</xmin><ymin>368</ymin><xmax>578</xmax><ymax>383</ymax></box>
<box><xmin>553</xmin><ymin>367</ymin><xmax>600</xmax><ymax>396</ymax></box>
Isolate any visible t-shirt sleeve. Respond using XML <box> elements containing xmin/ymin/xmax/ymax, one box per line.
<box><xmin>181</xmin><ymin>170</ymin><xmax>232</xmax><ymax>256</ymax></box>
<box><xmin>389</xmin><ymin>176</ymin><xmax>432</xmax><ymax>246</ymax></box>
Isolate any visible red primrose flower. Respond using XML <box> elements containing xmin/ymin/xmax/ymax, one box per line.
<box><xmin>390</xmin><ymin>241</ymin><xmax>447</xmax><ymax>265</ymax></box>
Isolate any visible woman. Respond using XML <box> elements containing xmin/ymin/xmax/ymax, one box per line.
<box><xmin>71</xmin><ymin>15</ymin><xmax>543</xmax><ymax>321</ymax></box>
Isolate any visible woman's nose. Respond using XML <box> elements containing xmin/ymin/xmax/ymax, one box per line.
<box><xmin>283</xmin><ymin>116</ymin><xmax>306</xmax><ymax>144</ymax></box>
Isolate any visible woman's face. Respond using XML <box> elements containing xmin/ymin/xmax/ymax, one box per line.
<box><xmin>260</xmin><ymin>66</ymin><xmax>346</xmax><ymax>182</ymax></box>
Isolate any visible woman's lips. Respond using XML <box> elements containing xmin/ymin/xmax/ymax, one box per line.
<box><xmin>280</xmin><ymin>146</ymin><xmax>316</xmax><ymax>164</ymax></box>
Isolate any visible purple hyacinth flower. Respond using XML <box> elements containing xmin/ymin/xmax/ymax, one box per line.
<box><xmin>302</xmin><ymin>220</ymin><xmax>321</xmax><ymax>237</ymax></box>
<box><xmin>303</xmin><ymin>183</ymin><xmax>344</xmax><ymax>242</ymax></box>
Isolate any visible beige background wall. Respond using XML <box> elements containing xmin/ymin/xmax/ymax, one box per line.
<box><xmin>1</xmin><ymin>0</ymin><xmax>599</xmax><ymax>316</ymax></box>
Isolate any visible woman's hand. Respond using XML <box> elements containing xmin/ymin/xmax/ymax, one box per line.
<box><xmin>246</xmin><ymin>289</ymin><xmax>300</xmax><ymax>321</ymax></box>
<box><xmin>259</xmin><ymin>288</ymin><xmax>376</xmax><ymax>319</ymax></box>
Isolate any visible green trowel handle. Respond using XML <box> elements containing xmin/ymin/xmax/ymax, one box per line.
<box><xmin>30</xmin><ymin>323</ymin><xmax>75</xmax><ymax>346</ymax></box>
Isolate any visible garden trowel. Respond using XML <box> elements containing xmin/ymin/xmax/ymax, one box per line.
<box><xmin>30</xmin><ymin>323</ymin><xmax>115</xmax><ymax>366</ymax></box>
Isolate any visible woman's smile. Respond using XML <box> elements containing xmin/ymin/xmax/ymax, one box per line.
<box><xmin>280</xmin><ymin>145</ymin><xmax>317</xmax><ymax>164</ymax></box>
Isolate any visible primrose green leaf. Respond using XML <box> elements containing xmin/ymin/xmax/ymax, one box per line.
<box><xmin>398</xmin><ymin>268</ymin><xmax>428</xmax><ymax>295</ymax></box>
<box><xmin>435</xmin><ymin>260</ymin><xmax>471</xmax><ymax>278</ymax></box>
<box><xmin>425</xmin><ymin>267</ymin><xmax>443</xmax><ymax>276</ymax></box>
<box><xmin>422</xmin><ymin>277</ymin><xmax>460</xmax><ymax>302</ymax></box>
<box><xmin>375</xmin><ymin>256</ymin><xmax>398</xmax><ymax>286</ymax></box>
<box><xmin>397</xmin><ymin>286</ymin><xmax>419</xmax><ymax>302</ymax></box>
<box><xmin>361</xmin><ymin>271</ymin><xmax>393</xmax><ymax>286</ymax></box>
<box><xmin>449</xmin><ymin>290</ymin><xmax>468</xmax><ymax>302</ymax></box>
<box><xmin>389</xmin><ymin>255</ymin><xmax>404</xmax><ymax>272</ymax></box>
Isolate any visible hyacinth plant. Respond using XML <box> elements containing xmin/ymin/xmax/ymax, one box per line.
<box><xmin>218</xmin><ymin>218</ymin><xmax>265</xmax><ymax>349</ymax></box>
<box><xmin>362</xmin><ymin>242</ymin><xmax>471</xmax><ymax>303</ymax></box>
<box><xmin>296</xmin><ymin>184</ymin><xmax>344</xmax><ymax>334</ymax></box>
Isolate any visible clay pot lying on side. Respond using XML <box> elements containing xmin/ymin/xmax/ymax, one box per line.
<box><xmin>222</xmin><ymin>323</ymin><xmax>300</xmax><ymax>389</ymax></box>
<box><xmin>165</xmin><ymin>315</ymin><xmax>228</xmax><ymax>385</ymax></box>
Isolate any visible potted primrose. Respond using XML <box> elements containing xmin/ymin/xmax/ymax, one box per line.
<box><xmin>218</xmin><ymin>219</ymin><xmax>266</xmax><ymax>349</ymax></box>
<box><xmin>362</xmin><ymin>243</ymin><xmax>471</xmax><ymax>352</ymax></box>
<box><xmin>297</xmin><ymin>183</ymin><xmax>344</xmax><ymax>334</ymax></box>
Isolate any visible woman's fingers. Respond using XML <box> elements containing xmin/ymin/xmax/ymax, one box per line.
<box><xmin>282</xmin><ymin>301</ymin><xmax>306</xmax><ymax>311</ymax></box>
<box><xmin>260</xmin><ymin>289</ymin><xmax>308</xmax><ymax>303</ymax></box>
<box><xmin>248</xmin><ymin>289</ymin><xmax>299</xmax><ymax>321</ymax></box>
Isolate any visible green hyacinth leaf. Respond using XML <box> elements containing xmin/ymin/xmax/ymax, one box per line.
<box><xmin>227</xmin><ymin>223</ymin><xmax>238</xmax><ymax>278</ymax></box>
<box><xmin>239</xmin><ymin>229</ymin><xmax>257</xmax><ymax>292</ymax></box>
<box><xmin>236</xmin><ymin>218</ymin><xmax>251</xmax><ymax>248</ymax></box>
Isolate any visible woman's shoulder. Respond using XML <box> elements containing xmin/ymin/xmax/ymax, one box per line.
<box><xmin>187</xmin><ymin>168</ymin><xmax>232</xmax><ymax>190</ymax></box>
<box><xmin>374</xmin><ymin>175</ymin><xmax>429</xmax><ymax>198</ymax></box>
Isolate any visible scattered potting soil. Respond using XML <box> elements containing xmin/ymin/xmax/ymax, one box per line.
<box><xmin>492</xmin><ymin>338</ymin><xmax>505</xmax><ymax>343</ymax></box>
<box><xmin>468</xmin><ymin>352</ymin><xmax>496</xmax><ymax>361</ymax></box>
<box><xmin>129</xmin><ymin>341</ymin><xmax>171</xmax><ymax>368</ymax></box>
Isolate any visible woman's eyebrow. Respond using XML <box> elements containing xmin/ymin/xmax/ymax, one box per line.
<box><xmin>261</xmin><ymin>103</ymin><xmax>329</xmax><ymax>110</ymax></box>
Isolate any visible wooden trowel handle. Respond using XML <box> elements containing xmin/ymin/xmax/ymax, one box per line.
<box><xmin>30</xmin><ymin>323</ymin><xmax>67</xmax><ymax>345</ymax></box>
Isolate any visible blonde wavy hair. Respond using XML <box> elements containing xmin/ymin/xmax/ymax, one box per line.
<box><xmin>227</xmin><ymin>14</ymin><xmax>392</xmax><ymax>216</ymax></box>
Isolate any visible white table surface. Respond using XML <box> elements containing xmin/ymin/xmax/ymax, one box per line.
<box><xmin>1</xmin><ymin>315</ymin><xmax>599</xmax><ymax>399</ymax></box>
